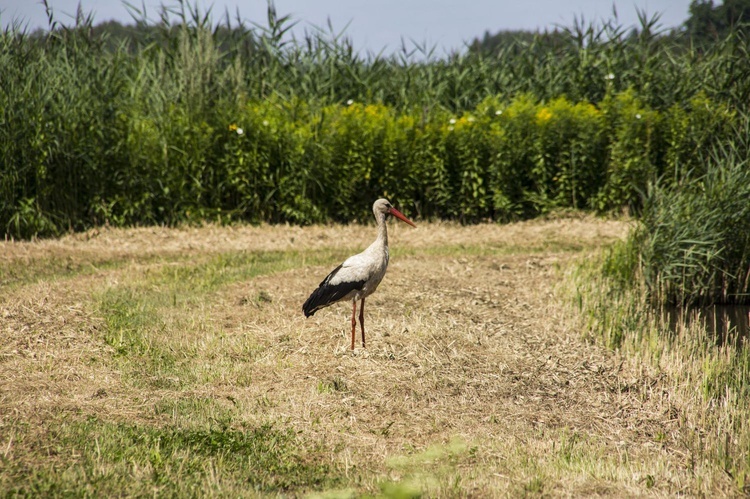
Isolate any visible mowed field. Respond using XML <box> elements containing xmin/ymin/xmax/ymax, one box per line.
<box><xmin>0</xmin><ymin>217</ymin><xmax>732</xmax><ymax>496</ymax></box>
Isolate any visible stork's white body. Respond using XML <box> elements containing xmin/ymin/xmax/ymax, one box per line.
<box><xmin>302</xmin><ymin>199</ymin><xmax>415</xmax><ymax>349</ymax></box>
<box><xmin>327</xmin><ymin>225</ymin><xmax>389</xmax><ymax>301</ymax></box>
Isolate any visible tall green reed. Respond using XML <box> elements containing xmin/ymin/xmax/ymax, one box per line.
<box><xmin>1</xmin><ymin>1</ymin><xmax>748</xmax><ymax>237</ymax></box>
<box><xmin>598</xmin><ymin>109</ymin><xmax>750</xmax><ymax>307</ymax></box>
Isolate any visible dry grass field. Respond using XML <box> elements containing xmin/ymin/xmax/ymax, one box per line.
<box><xmin>0</xmin><ymin>217</ymin><xmax>739</xmax><ymax>496</ymax></box>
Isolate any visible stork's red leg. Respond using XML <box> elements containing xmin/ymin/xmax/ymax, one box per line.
<box><xmin>359</xmin><ymin>298</ymin><xmax>366</xmax><ymax>348</ymax></box>
<box><xmin>350</xmin><ymin>300</ymin><xmax>357</xmax><ymax>350</ymax></box>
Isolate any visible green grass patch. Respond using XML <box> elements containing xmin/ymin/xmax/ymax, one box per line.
<box><xmin>378</xmin><ymin>439</ymin><xmax>473</xmax><ymax>498</ymax></box>
<box><xmin>2</xmin><ymin>417</ymin><xmax>340</xmax><ymax>496</ymax></box>
<box><xmin>0</xmin><ymin>250</ymin><xmax>251</xmax><ymax>291</ymax></box>
<box><xmin>605</xmin><ymin>130</ymin><xmax>750</xmax><ymax>307</ymax></box>
<box><xmin>157</xmin><ymin>249</ymin><xmax>326</xmax><ymax>293</ymax></box>
<box><xmin>96</xmin><ymin>248</ymin><xmax>353</xmax><ymax>387</ymax></box>
<box><xmin>0</xmin><ymin>254</ymin><xmax>131</xmax><ymax>290</ymax></box>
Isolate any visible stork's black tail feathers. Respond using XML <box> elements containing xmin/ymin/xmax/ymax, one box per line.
<box><xmin>302</xmin><ymin>286</ymin><xmax>332</xmax><ymax>317</ymax></box>
<box><xmin>303</xmin><ymin>264</ymin><xmax>366</xmax><ymax>317</ymax></box>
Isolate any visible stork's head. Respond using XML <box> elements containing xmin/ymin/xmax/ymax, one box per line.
<box><xmin>373</xmin><ymin>199</ymin><xmax>417</xmax><ymax>227</ymax></box>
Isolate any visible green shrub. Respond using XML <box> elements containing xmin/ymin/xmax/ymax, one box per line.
<box><xmin>486</xmin><ymin>95</ymin><xmax>539</xmax><ymax>220</ymax></box>
<box><xmin>663</xmin><ymin>92</ymin><xmax>736</xmax><ymax>183</ymax></box>
<box><xmin>630</xmin><ymin>133</ymin><xmax>750</xmax><ymax>305</ymax></box>
<box><xmin>0</xmin><ymin>8</ymin><xmax>746</xmax><ymax>236</ymax></box>
<box><xmin>406</xmin><ymin>116</ymin><xmax>452</xmax><ymax>219</ymax></box>
<box><xmin>443</xmin><ymin>112</ymin><xmax>493</xmax><ymax>221</ymax></box>
<box><xmin>596</xmin><ymin>90</ymin><xmax>662</xmax><ymax>213</ymax></box>
<box><xmin>533</xmin><ymin>97</ymin><xmax>607</xmax><ymax>211</ymax></box>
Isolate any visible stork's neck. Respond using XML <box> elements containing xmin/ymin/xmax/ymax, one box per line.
<box><xmin>375</xmin><ymin>213</ymin><xmax>389</xmax><ymax>248</ymax></box>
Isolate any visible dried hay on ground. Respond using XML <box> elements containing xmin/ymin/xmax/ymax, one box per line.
<box><xmin>0</xmin><ymin>216</ymin><xmax>729</xmax><ymax>496</ymax></box>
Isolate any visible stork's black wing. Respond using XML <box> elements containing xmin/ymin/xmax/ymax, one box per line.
<box><xmin>302</xmin><ymin>264</ymin><xmax>367</xmax><ymax>317</ymax></box>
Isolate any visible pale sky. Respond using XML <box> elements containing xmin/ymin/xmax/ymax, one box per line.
<box><xmin>2</xmin><ymin>0</ymin><xmax>694</xmax><ymax>54</ymax></box>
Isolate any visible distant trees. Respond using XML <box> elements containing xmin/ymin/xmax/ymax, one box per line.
<box><xmin>469</xmin><ymin>29</ymin><xmax>567</xmax><ymax>55</ymax></box>
<box><xmin>23</xmin><ymin>1</ymin><xmax>750</xmax><ymax>57</ymax></box>
<box><xmin>471</xmin><ymin>0</ymin><xmax>750</xmax><ymax>55</ymax></box>
<box><xmin>685</xmin><ymin>0</ymin><xmax>750</xmax><ymax>43</ymax></box>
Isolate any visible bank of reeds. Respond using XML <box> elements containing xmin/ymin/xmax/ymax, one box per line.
<box><xmin>599</xmin><ymin>112</ymin><xmax>750</xmax><ymax>308</ymax></box>
<box><xmin>571</xmin><ymin>112</ymin><xmax>750</xmax><ymax>492</ymax></box>
<box><xmin>1</xmin><ymin>3</ymin><xmax>749</xmax><ymax>237</ymax></box>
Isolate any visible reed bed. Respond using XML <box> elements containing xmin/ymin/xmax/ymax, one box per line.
<box><xmin>2</xmin><ymin>2</ymin><xmax>749</xmax><ymax>237</ymax></box>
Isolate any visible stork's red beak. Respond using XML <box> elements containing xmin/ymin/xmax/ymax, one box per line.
<box><xmin>388</xmin><ymin>207</ymin><xmax>417</xmax><ymax>227</ymax></box>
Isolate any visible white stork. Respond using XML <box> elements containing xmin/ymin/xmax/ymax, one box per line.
<box><xmin>302</xmin><ymin>199</ymin><xmax>416</xmax><ymax>349</ymax></box>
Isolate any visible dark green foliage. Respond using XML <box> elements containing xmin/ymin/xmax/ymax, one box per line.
<box><xmin>469</xmin><ymin>29</ymin><xmax>567</xmax><ymax>55</ymax></box>
<box><xmin>532</xmin><ymin>98</ymin><xmax>608</xmax><ymax>212</ymax></box>
<box><xmin>594</xmin><ymin>90</ymin><xmax>663</xmax><ymax>213</ymax></box>
<box><xmin>487</xmin><ymin>97</ymin><xmax>538</xmax><ymax>220</ymax></box>
<box><xmin>635</xmin><ymin>148</ymin><xmax>750</xmax><ymax>306</ymax></box>
<box><xmin>686</xmin><ymin>0</ymin><xmax>750</xmax><ymax>45</ymax></box>
<box><xmin>602</xmin><ymin>113</ymin><xmax>750</xmax><ymax>306</ymax></box>
<box><xmin>1</xmin><ymin>3</ymin><xmax>749</xmax><ymax>237</ymax></box>
<box><xmin>5</xmin><ymin>419</ymin><xmax>338</xmax><ymax>495</ymax></box>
